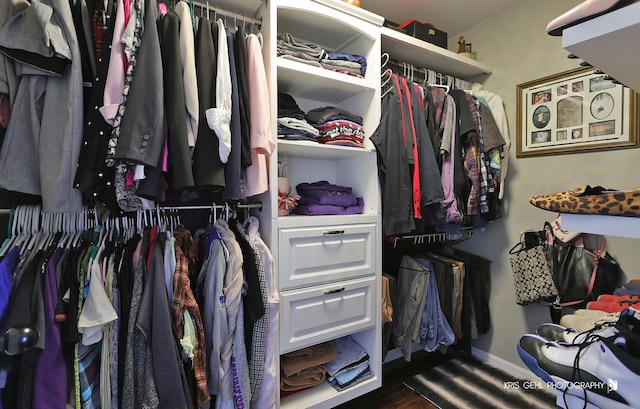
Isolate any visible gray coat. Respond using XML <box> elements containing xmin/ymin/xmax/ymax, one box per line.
<box><xmin>0</xmin><ymin>0</ymin><xmax>84</xmax><ymax>213</ymax></box>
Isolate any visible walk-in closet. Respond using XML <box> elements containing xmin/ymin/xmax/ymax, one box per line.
<box><xmin>1</xmin><ymin>0</ymin><xmax>639</xmax><ymax>408</ymax></box>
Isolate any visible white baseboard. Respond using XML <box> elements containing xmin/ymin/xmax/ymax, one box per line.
<box><xmin>471</xmin><ymin>347</ymin><xmax>539</xmax><ymax>382</ymax></box>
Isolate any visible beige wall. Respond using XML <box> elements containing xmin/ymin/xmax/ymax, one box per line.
<box><xmin>450</xmin><ymin>0</ymin><xmax>640</xmax><ymax>369</ymax></box>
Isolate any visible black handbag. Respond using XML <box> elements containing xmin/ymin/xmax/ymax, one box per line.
<box><xmin>547</xmin><ymin>234</ymin><xmax>622</xmax><ymax>309</ymax></box>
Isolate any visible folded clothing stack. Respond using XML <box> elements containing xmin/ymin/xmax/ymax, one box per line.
<box><xmin>320</xmin><ymin>51</ymin><xmax>367</xmax><ymax>78</ymax></box>
<box><xmin>325</xmin><ymin>335</ymin><xmax>373</xmax><ymax>392</ymax></box>
<box><xmin>277</xmin><ymin>32</ymin><xmax>367</xmax><ymax>78</ymax></box>
<box><xmin>280</xmin><ymin>342</ymin><xmax>337</xmax><ymax>392</ymax></box>
<box><xmin>292</xmin><ymin>181</ymin><xmax>364</xmax><ymax>215</ymax></box>
<box><xmin>277</xmin><ymin>93</ymin><xmax>320</xmax><ymax>142</ymax></box>
<box><xmin>306</xmin><ymin>106</ymin><xmax>365</xmax><ymax>148</ymax></box>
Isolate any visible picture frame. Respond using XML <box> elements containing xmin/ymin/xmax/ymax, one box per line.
<box><xmin>516</xmin><ymin>67</ymin><xmax>639</xmax><ymax>157</ymax></box>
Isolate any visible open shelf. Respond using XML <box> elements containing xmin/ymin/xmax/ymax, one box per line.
<box><xmin>563</xmin><ymin>2</ymin><xmax>640</xmax><ymax>93</ymax></box>
<box><xmin>277</xmin><ymin>139</ymin><xmax>374</xmax><ymax>159</ymax></box>
<box><xmin>560</xmin><ymin>213</ymin><xmax>640</xmax><ymax>240</ymax></box>
<box><xmin>380</xmin><ymin>26</ymin><xmax>493</xmax><ymax>79</ymax></box>
<box><xmin>277</xmin><ymin>58</ymin><xmax>376</xmax><ymax>103</ymax></box>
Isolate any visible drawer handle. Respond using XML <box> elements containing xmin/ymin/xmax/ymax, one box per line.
<box><xmin>323</xmin><ymin>230</ymin><xmax>345</xmax><ymax>235</ymax></box>
<box><xmin>324</xmin><ymin>287</ymin><xmax>346</xmax><ymax>294</ymax></box>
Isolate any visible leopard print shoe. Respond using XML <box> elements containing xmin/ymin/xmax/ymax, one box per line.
<box><xmin>529</xmin><ymin>185</ymin><xmax>640</xmax><ymax>217</ymax></box>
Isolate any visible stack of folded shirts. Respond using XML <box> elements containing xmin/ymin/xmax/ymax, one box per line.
<box><xmin>277</xmin><ymin>93</ymin><xmax>320</xmax><ymax>142</ymax></box>
<box><xmin>320</xmin><ymin>51</ymin><xmax>367</xmax><ymax>78</ymax></box>
<box><xmin>306</xmin><ymin>106</ymin><xmax>365</xmax><ymax>148</ymax></box>
<box><xmin>277</xmin><ymin>32</ymin><xmax>325</xmax><ymax>68</ymax></box>
<box><xmin>292</xmin><ymin>181</ymin><xmax>364</xmax><ymax>216</ymax></box>
<box><xmin>280</xmin><ymin>342</ymin><xmax>337</xmax><ymax>392</ymax></box>
<box><xmin>325</xmin><ymin>335</ymin><xmax>373</xmax><ymax>392</ymax></box>
<box><xmin>277</xmin><ymin>32</ymin><xmax>368</xmax><ymax>79</ymax></box>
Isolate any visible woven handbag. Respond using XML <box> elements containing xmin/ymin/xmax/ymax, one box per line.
<box><xmin>509</xmin><ymin>235</ymin><xmax>558</xmax><ymax>306</ymax></box>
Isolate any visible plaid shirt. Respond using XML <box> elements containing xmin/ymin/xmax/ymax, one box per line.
<box><xmin>172</xmin><ymin>225</ymin><xmax>210</xmax><ymax>407</ymax></box>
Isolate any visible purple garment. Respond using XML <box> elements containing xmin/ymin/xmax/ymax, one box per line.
<box><xmin>292</xmin><ymin>197</ymin><xmax>364</xmax><ymax>215</ymax></box>
<box><xmin>297</xmin><ymin>193</ymin><xmax>357</xmax><ymax>207</ymax></box>
<box><xmin>296</xmin><ymin>181</ymin><xmax>358</xmax><ymax>207</ymax></box>
<box><xmin>0</xmin><ymin>246</ymin><xmax>19</xmax><ymax>327</ymax></box>
<box><xmin>33</xmin><ymin>247</ymin><xmax>67</xmax><ymax>409</ymax></box>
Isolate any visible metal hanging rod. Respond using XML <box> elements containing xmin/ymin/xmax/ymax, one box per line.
<box><xmin>189</xmin><ymin>0</ymin><xmax>262</xmax><ymax>27</ymax></box>
<box><xmin>0</xmin><ymin>202</ymin><xmax>263</xmax><ymax>215</ymax></box>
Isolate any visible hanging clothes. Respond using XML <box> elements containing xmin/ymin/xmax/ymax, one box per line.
<box><xmin>0</xmin><ymin>0</ymin><xmax>85</xmax><ymax>213</ymax></box>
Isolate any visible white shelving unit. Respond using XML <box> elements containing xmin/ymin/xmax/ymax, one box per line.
<box><xmin>380</xmin><ymin>26</ymin><xmax>493</xmax><ymax>78</ymax></box>
<box><xmin>259</xmin><ymin>1</ymin><xmax>385</xmax><ymax>408</ymax></box>
<box><xmin>563</xmin><ymin>2</ymin><xmax>640</xmax><ymax>93</ymax></box>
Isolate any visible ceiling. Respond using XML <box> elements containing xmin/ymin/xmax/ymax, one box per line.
<box><xmin>362</xmin><ymin>0</ymin><xmax>527</xmax><ymax>35</ymax></box>
<box><xmin>213</xmin><ymin>0</ymin><xmax>527</xmax><ymax>36</ymax></box>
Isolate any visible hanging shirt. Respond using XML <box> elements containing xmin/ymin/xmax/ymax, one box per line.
<box><xmin>244</xmin><ymin>33</ymin><xmax>274</xmax><ymax>197</ymax></box>
<box><xmin>175</xmin><ymin>1</ymin><xmax>199</xmax><ymax>148</ymax></box>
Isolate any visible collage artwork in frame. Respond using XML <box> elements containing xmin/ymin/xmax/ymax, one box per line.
<box><xmin>516</xmin><ymin>67</ymin><xmax>639</xmax><ymax>157</ymax></box>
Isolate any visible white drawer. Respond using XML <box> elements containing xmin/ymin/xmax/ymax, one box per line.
<box><xmin>278</xmin><ymin>223</ymin><xmax>375</xmax><ymax>290</ymax></box>
<box><xmin>279</xmin><ymin>276</ymin><xmax>376</xmax><ymax>353</ymax></box>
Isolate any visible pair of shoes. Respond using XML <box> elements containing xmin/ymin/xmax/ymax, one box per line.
<box><xmin>529</xmin><ymin>185</ymin><xmax>640</xmax><ymax>217</ymax></box>
<box><xmin>518</xmin><ymin>310</ymin><xmax>640</xmax><ymax>409</ymax></box>
<box><xmin>538</xmin><ymin>309</ymin><xmax>638</xmax><ymax>344</ymax></box>
<box><xmin>546</xmin><ymin>0</ymin><xmax>638</xmax><ymax>36</ymax></box>
<box><xmin>587</xmin><ymin>300</ymin><xmax>640</xmax><ymax>313</ymax></box>
<box><xmin>615</xmin><ymin>287</ymin><xmax>640</xmax><ymax>297</ymax></box>
<box><xmin>560</xmin><ymin>310</ymin><xmax>619</xmax><ymax>332</ymax></box>
<box><xmin>598</xmin><ymin>294</ymin><xmax>640</xmax><ymax>303</ymax></box>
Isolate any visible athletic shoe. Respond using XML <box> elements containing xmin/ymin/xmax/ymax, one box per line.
<box><xmin>538</xmin><ymin>309</ymin><xmax>638</xmax><ymax>344</ymax></box>
<box><xmin>518</xmin><ymin>328</ymin><xmax>640</xmax><ymax>409</ymax></box>
<box><xmin>560</xmin><ymin>311</ymin><xmax>619</xmax><ymax>332</ymax></box>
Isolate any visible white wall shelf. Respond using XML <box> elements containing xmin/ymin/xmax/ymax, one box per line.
<box><xmin>563</xmin><ymin>2</ymin><xmax>640</xmax><ymax>93</ymax></box>
<box><xmin>380</xmin><ymin>26</ymin><xmax>493</xmax><ymax>78</ymax></box>
<box><xmin>560</xmin><ymin>213</ymin><xmax>640</xmax><ymax>240</ymax></box>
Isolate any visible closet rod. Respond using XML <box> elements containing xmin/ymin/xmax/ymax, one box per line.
<box><xmin>189</xmin><ymin>0</ymin><xmax>262</xmax><ymax>27</ymax></box>
<box><xmin>0</xmin><ymin>202</ymin><xmax>263</xmax><ymax>215</ymax></box>
<box><xmin>381</xmin><ymin>53</ymin><xmax>473</xmax><ymax>90</ymax></box>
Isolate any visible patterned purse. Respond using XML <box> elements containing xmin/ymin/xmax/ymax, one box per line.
<box><xmin>509</xmin><ymin>229</ymin><xmax>558</xmax><ymax>306</ymax></box>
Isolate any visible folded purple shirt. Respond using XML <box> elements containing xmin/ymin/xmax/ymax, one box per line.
<box><xmin>296</xmin><ymin>181</ymin><xmax>358</xmax><ymax>207</ymax></box>
<box><xmin>292</xmin><ymin>197</ymin><xmax>364</xmax><ymax>215</ymax></box>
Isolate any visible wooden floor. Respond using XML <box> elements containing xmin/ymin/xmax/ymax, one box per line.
<box><xmin>334</xmin><ymin>349</ymin><xmax>449</xmax><ymax>409</ymax></box>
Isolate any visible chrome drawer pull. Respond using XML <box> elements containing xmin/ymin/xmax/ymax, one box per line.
<box><xmin>323</xmin><ymin>230</ymin><xmax>345</xmax><ymax>235</ymax></box>
<box><xmin>324</xmin><ymin>287</ymin><xmax>346</xmax><ymax>294</ymax></box>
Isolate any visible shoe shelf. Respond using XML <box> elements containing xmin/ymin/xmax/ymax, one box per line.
<box><xmin>380</xmin><ymin>26</ymin><xmax>493</xmax><ymax>79</ymax></box>
<box><xmin>560</xmin><ymin>213</ymin><xmax>640</xmax><ymax>240</ymax></box>
<box><xmin>562</xmin><ymin>1</ymin><xmax>640</xmax><ymax>93</ymax></box>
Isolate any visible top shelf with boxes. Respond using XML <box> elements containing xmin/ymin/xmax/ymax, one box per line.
<box><xmin>380</xmin><ymin>26</ymin><xmax>493</xmax><ymax>79</ymax></box>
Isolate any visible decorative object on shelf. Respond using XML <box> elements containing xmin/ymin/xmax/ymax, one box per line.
<box><xmin>397</xmin><ymin>19</ymin><xmax>447</xmax><ymax>49</ymax></box>
<box><xmin>516</xmin><ymin>67</ymin><xmax>639</xmax><ymax>157</ymax></box>
<box><xmin>456</xmin><ymin>36</ymin><xmax>473</xmax><ymax>59</ymax></box>
<box><xmin>278</xmin><ymin>178</ymin><xmax>299</xmax><ymax>216</ymax></box>
<box><xmin>529</xmin><ymin>185</ymin><xmax>640</xmax><ymax>217</ymax></box>
<box><xmin>546</xmin><ymin>0</ymin><xmax>639</xmax><ymax>36</ymax></box>
<box><xmin>342</xmin><ymin>0</ymin><xmax>361</xmax><ymax>7</ymax></box>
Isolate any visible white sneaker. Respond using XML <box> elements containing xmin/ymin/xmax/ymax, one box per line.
<box><xmin>518</xmin><ymin>326</ymin><xmax>640</xmax><ymax>409</ymax></box>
